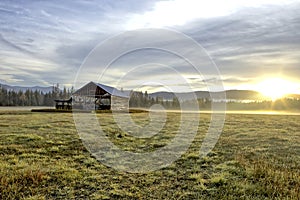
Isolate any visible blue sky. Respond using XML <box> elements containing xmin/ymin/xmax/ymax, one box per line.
<box><xmin>0</xmin><ymin>0</ymin><xmax>300</xmax><ymax>93</ymax></box>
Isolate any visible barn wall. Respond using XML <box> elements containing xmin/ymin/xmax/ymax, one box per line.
<box><xmin>72</xmin><ymin>95</ymin><xmax>96</xmax><ymax>110</ymax></box>
<box><xmin>73</xmin><ymin>82</ymin><xmax>110</xmax><ymax>96</ymax></box>
<box><xmin>73</xmin><ymin>82</ymin><xmax>97</xmax><ymax>96</ymax></box>
<box><xmin>111</xmin><ymin>96</ymin><xmax>129</xmax><ymax>111</ymax></box>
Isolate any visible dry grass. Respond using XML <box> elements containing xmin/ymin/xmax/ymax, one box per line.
<box><xmin>0</xmin><ymin>110</ymin><xmax>299</xmax><ymax>199</ymax></box>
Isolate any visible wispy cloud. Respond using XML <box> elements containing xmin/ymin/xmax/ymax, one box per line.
<box><xmin>0</xmin><ymin>0</ymin><xmax>299</xmax><ymax>92</ymax></box>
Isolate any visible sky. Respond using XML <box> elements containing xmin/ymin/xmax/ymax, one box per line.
<box><xmin>0</xmin><ymin>0</ymin><xmax>300</xmax><ymax>93</ymax></box>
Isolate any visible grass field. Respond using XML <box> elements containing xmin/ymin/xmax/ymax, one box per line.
<box><xmin>0</xmin><ymin>110</ymin><xmax>299</xmax><ymax>199</ymax></box>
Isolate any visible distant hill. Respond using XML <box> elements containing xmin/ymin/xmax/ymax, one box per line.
<box><xmin>150</xmin><ymin>90</ymin><xmax>264</xmax><ymax>101</ymax></box>
<box><xmin>0</xmin><ymin>83</ymin><xmax>54</xmax><ymax>93</ymax></box>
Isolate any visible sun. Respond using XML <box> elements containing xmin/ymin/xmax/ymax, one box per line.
<box><xmin>256</xmin><ymin>78</ymin><xmax>297</xmax><ymax>101</ymax></box>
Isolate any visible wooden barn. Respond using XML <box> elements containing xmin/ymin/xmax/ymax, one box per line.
<box><xmin>72</xmin><ymin>81</ymin><xmax>129</xmax><ymax>110</ymax></box>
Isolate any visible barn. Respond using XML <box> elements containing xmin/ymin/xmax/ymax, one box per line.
<box><xmin>72</xmin><ymin>81</ymin><xmax>129</xmax><ymax>111</ymax></box>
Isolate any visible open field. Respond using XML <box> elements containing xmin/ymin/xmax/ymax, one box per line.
<box><xmin>0</xmin><ymin>110</ymin><xmax>299</xmax><ymax>199</ymax></box>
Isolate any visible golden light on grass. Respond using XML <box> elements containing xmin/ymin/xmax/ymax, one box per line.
<box><xmin>255</xmin><ymin>77</ymin><xmax>298</xmax><ymax>101</ymax></box>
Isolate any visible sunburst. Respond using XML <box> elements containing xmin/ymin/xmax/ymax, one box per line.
<box><xmin>255</xmin><ymin>78</ymin><xmax>297</xmax><ymax>100</ymax></box>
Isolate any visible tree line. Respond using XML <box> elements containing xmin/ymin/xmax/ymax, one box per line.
<box><xmin>0</xmin><ymin>85</ymin><xmax>73</xmax><ymax>106</ymax></box>
<box><xmin>129</xmin><ymin>91</ymin><xmax>300</xmax><ymax>111</ymax></box>
<box><xmin>1</xmin><ymin>85</ymin><xmax>299</xmax><ymax>111</ymax></box>
<box><xmin>226</xmin><ymin>98</ymin><xmax>300</xmax><ymax>111</ymax></box>
<box><xmin>129</xmin><ymin>91</ymin><xmax>180</xmax><ymax>109</ymax></box>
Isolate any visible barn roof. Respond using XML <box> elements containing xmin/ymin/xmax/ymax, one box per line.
<box><xmin>74</xmin><ymin>81</ymin><xmax>129</xmax><ymax>98</ymax></box>
<box><xmin>93</xmin><ymin>82</ymin><xmax>129</xmax><ymax>98</ymax></box>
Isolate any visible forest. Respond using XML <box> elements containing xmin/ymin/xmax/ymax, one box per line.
<box><xmin>130</xmin><ymin>91</ymin><xmax>300</xmax><ymax>111</ymax></box>
<box><xmin>0</xmin><ymin>86</ymin><xmax>73</xmax><ymax>106</ymax></box>
<box><xmin>0</xmin><ymin>86</ymin><xmax>299</xmax><ymax>111</ymax></box>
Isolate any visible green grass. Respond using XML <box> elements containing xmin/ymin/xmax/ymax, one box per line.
<box><xmin>0</xmin><ymin>111</ymin><xmax>299</xmax><ymax>199</ymax></box>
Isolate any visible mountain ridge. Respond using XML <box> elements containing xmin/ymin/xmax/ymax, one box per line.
<box><xmin>0</xmin><ymin>83</ymin><xmax>54</xmax><ymax>93</ymax></box>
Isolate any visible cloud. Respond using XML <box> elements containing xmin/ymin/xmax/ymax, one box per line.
<box><xmin>177</xmin><ymin>2</ymin><xmax>300</xmax><ymax>83</ymax></box>
<box><xmin>125</xmin><ymin>0</ymin><xmax>299</xmax><ymax>29</ymax></box>
<box><xmin>0</xmin><ymin>0</ymin><xmax>161</xmax><ymax>86</ymax></box>
<box><xmin>0</xmin><ymin>0</ymin><xmax>299</xmax><ymax>92</ymax></box>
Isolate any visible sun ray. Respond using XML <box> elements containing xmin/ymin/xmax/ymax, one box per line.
<box><xmin>255</xmin><ymin>78</ymin><xmax>298</xmax><ymax>101</ymax></box>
